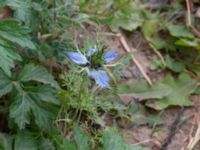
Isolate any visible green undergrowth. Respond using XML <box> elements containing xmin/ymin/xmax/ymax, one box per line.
<box><xmin>0</xmin><ymin>0</ymin><xmax>200</xmax><ymax>150</ymax></box>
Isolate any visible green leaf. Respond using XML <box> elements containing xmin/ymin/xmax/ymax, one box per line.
<box><xmin>102</xmin><ymin>128</ymin><xmax>149</xmax><ymax>150</ymax></box>
<box><xmin>194</xmin><ymin>86</ymin><xmax>200</xmax><ymax>95</ymax></box>
<box><xmin>31</xmin><ymin>85</ymin><xmax>60</xmax><ymax>105</ymax></box>
<box><xmin>127</xmin><ymin>101</ymin><xmax>162</xmax><ymax>126</ymax></box>
<box><xmin>0</xmin><ymin>0</ymin><xmax>6</xmax><ymax>8</ymax></box>
<box><xmin>63</xmin><ymin>139</ymin><xmax>77</xmax><ymax>150</ymax></box>
<box><xmin>6</xmin><ymin>0</ymin><xmax>32</xmax><ymax>24</ymax></box>
<box><xmin>109</xmin><ymin>3</ymin><xmax>144</xmax><ymax>31</ymax></box>
<box><xmin>9</xmin><ymin>84</ymin><xmax>59</xmax><ymax>129</ymax></box>
<box><xmin>119</xmin><ymin>74</ymin><xmax>197</xmax><ymax>110</ymax></box>
<box><xmin>168</xmin><ymin>24</ymin><xmax>194</xmax><ymax>38</ymax></box>
<box><xmin>41</xmin><ymin>139</ymin><xmax>56</xmax><ymax>150</ymax></box>
<box><xmin>146</xmin><ymin>73</ymin><xmax>197</xmax><ymax>110</ymax></box>
<box><xmin>14</xmin><ymin>131</ymin><xmax>38</xmax><ymax>150</ymax></box>
<box><xmin>18</xmin><ymin>63</ymin><xmax>59</xmax><ymax>88</ymax></box>
<box><xmin>142</xmin><ymin>20</ymin><xmax>158</xmax><ymax>38</ymax></box>
<box><xmin>0</xmin><ymin>133</ymin><xmax>13</xmax><ymax>150</ymax></box>
<box><xmin>0</xmin><ymin>45</ymin><xmax>21</xmax><ymax>76</ymax></box>
<box><xmin>175</xmin><ymin>38</ymin><xmax>200</xmax><ymax>50</ymax></box>
<box><xmin>73</xmin><ymin>124</ymin><xmax>90</xmax><ymax>150</ymax></box>
<box><xmin>0</xmin><ymin>19</ymin><xmax>35</xmax><ymax>49</ymax></box>
<box><xmin>119</xmin><ymin>80</ymin><xmax>171</xmax><ymax>100</ymax></box>
<box><xmin>9</xmin><ymin>91</ymin><xmax>32</xmax><ymax>129</ymax></box>
<box><xmin>0</xmin><ymin>70</ymin><xmax>13</xmax><ymax>97</ymax></box>
<box><xmin>165</xmin><ymin>55</ymin><xmax>185</xmax><ymax>73</ymax></box>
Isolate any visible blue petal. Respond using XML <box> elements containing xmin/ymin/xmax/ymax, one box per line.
<box><xmin>88</xmin><ymin>70</ymin><xmax>110</xmax><ymax>87</ymax></box>
<box><xmin>87</xmin><ymin>48</ymin><xmax>97</xmax><ymax>57</ymax></box>
<box><xmin>104</xmin><ymin>51</ymin><xmax>118</xmax><ymax>63</ymax></box>
<box><xmin>66</xmin><ymin>52</ymin><xmax>88</xmax><ymax>65</ymax></box>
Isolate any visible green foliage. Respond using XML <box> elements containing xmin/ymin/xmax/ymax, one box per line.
<box><xmin>73</xmin><ymin>124</ymin><xmax>90</xmax><ymax>150</ymax></box>
<box><xmin>14</xmin><ymin>131</ymin><xmax>38</xmax><ymax>150</ymax></box>
<box><xmin>2</xmin><ymin>63</ymin><xmax>60</xmax><ymax>129</ymax></box>
<box><xmin>167</xmin><ymin>24</ymin><xmax>194</xmax><ymax>38</ymax></box>
<box><xmin>102</xmin><ymin>128</ymin><xmax>149</xmax><ymax>150</ymax></box>
<box><xmin>126</xmin><ymin>101</ymin><xmax>162</xmax><ymax>126</ymax></box>
<box><xmin>147</xmin><ymin>73</ymin><xmax>197</xmax><ymax>110</ymax></box>
<box><xmin>0</xmin><ymin>133</ymin><xmax>13</xmax><ymax>150</ymax></box>
<box><xmin>0</xmin><ymin>19</ymin><xmax>35</xmax><ymax>76</ymax></box>
<box><xmin>165</xmin><ymin>55</ymin><xmax>185</xmax><ymax>73</ymax></box>
<box><xmin>119</xmin><ymin>73</ymin><xmax>197</xmax><ymax>110</ymax></box>
<box><xmin>18</xmin><ymin>63</ymin><xmax>59</xmax><ymax>88</ymax></box>
<box><xmin>1</xmin><ymin>1</ymin><xmax>200</xmax><ymax>150</ymax></box>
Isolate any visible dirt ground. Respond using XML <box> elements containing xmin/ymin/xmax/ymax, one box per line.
<box><xmin>101</xmin><ymin>29</ymin><xmax>200</xmax><ymax>150</ymax></box>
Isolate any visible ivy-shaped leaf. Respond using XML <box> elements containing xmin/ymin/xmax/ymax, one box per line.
<box><xmin>146</xmin><ymin>73</ymin><xmax>197</xmax><ymax>110</ymax></box>
<box><xmin>119</xmin><ymin>73</ymin><xmax>197</xmax><ymax>110</ymax></box>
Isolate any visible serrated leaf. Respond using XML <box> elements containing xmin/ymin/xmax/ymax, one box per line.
<box><xmin>14</xmin><ymin>131</ymin><xmax>38</xmax><ymax>150</ymax></box>
<box><xmin>9</xmin><ymin>91</ymin><xmax>32</xmax><ymax>129</ymax></box>
<box><xmin>10</xmin><ymin>84</ymin><xmax>59</xmax><ymax>129</ymax></box>
<box><xmin>73</xmin><ymin>124</ymin><xmax>90</xmax><ymax>150</ymax></box>
<box><xmin>6</xmin><ymin>0</ymin><xmax>32</xmax><ymax>23</ymax></box>
<box><xmin>146</xmin><ymin>73</ymin><xmax>197</xmax><ymax>110</ymax></box>
<box><xmin>30</xmin><ymin>85</ymin><xmax>60</xmax><ymax>105</ymax></box>
<box><xmin>0</xmin><ymin>69</ymin><xmax>13</xmax><ymax>97</ymax></box>
<box><xmin>31</xmin><ymin>102</ymin><xmax>55</xmax><ymax>129</ymax></box>
<box><xmin>0</xmin><ymin>45</ymin><xmax>21</xmax><ymax>76</ymax></box>
<box><xmin>168</xmin><ymin>24</ymin><xmax>194</xmax><ymax>38</ymax></box>
<box><xmin>0</xmin><ymin>19</ymin><xmax>35</xmax><ymax>49</ymax></box>
<box><xmin>0</xmin><ymin>133</ymin><xmax>13</xmax><ymax>150</ymax></box>
<box><xmin>18</xmin><ymin>63</ymin><xmax>59</xmax><ymax>88</ymax></box>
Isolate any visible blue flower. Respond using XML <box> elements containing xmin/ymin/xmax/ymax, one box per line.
<box><xmin>88</xmin><ymin>70</ymin><xmax>110</xmax><ymax>87</ymax></box>
<box><xmin>104</xmin><ymin>51</ymin><xmax>118</xmax><ymax>63</ymax></box>
<box><xmin>66</xmin><ymin>52</ymin><xmax>88</xmax><ymax>65</ymax></box>
<box><xmin>66</xmin><ymin>48</ymin><xmax>118</xmax><ymax>88</ymax></box>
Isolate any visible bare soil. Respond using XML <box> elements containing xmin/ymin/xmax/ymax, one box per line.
<box><xmin>102</xmin><ymin>29</ymin><xmax>200</xmax><ymax>150</ymax></box>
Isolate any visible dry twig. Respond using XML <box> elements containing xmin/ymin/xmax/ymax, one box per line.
<box><xmin>119</xmin><ymin>33</ymin><xmax>153</xmax><ymax>85</ymax></box>
<box><xmin>100</xmin><ymin>32</ymin><xmax>153</xmax><ymax>85</ymax></box>
<box><xmin>185</xmin><ymin>114</ymin><xmax>200</xmax><ymax>150</ymax></box>
<box><xmin>186</xmin><ymin>0</ymin><xmax>200</xmax><ymax>38</ymax></box>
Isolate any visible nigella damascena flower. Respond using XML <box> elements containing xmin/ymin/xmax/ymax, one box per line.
<box><xmin>66</xmin><ymin>48</ymin><xmax>118</xmax><ymax>88</ymax></box>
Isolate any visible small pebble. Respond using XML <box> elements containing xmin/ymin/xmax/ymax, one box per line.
<box><xmin>121</xmin><ymin>70</ymin><xmax>132</xmax><ymax>78</ymax></box>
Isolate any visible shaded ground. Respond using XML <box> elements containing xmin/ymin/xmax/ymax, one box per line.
<box><xmin>122</xmin><ymin>96</ymin><xmax>200</xmax><ymax>150</ymax></box>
